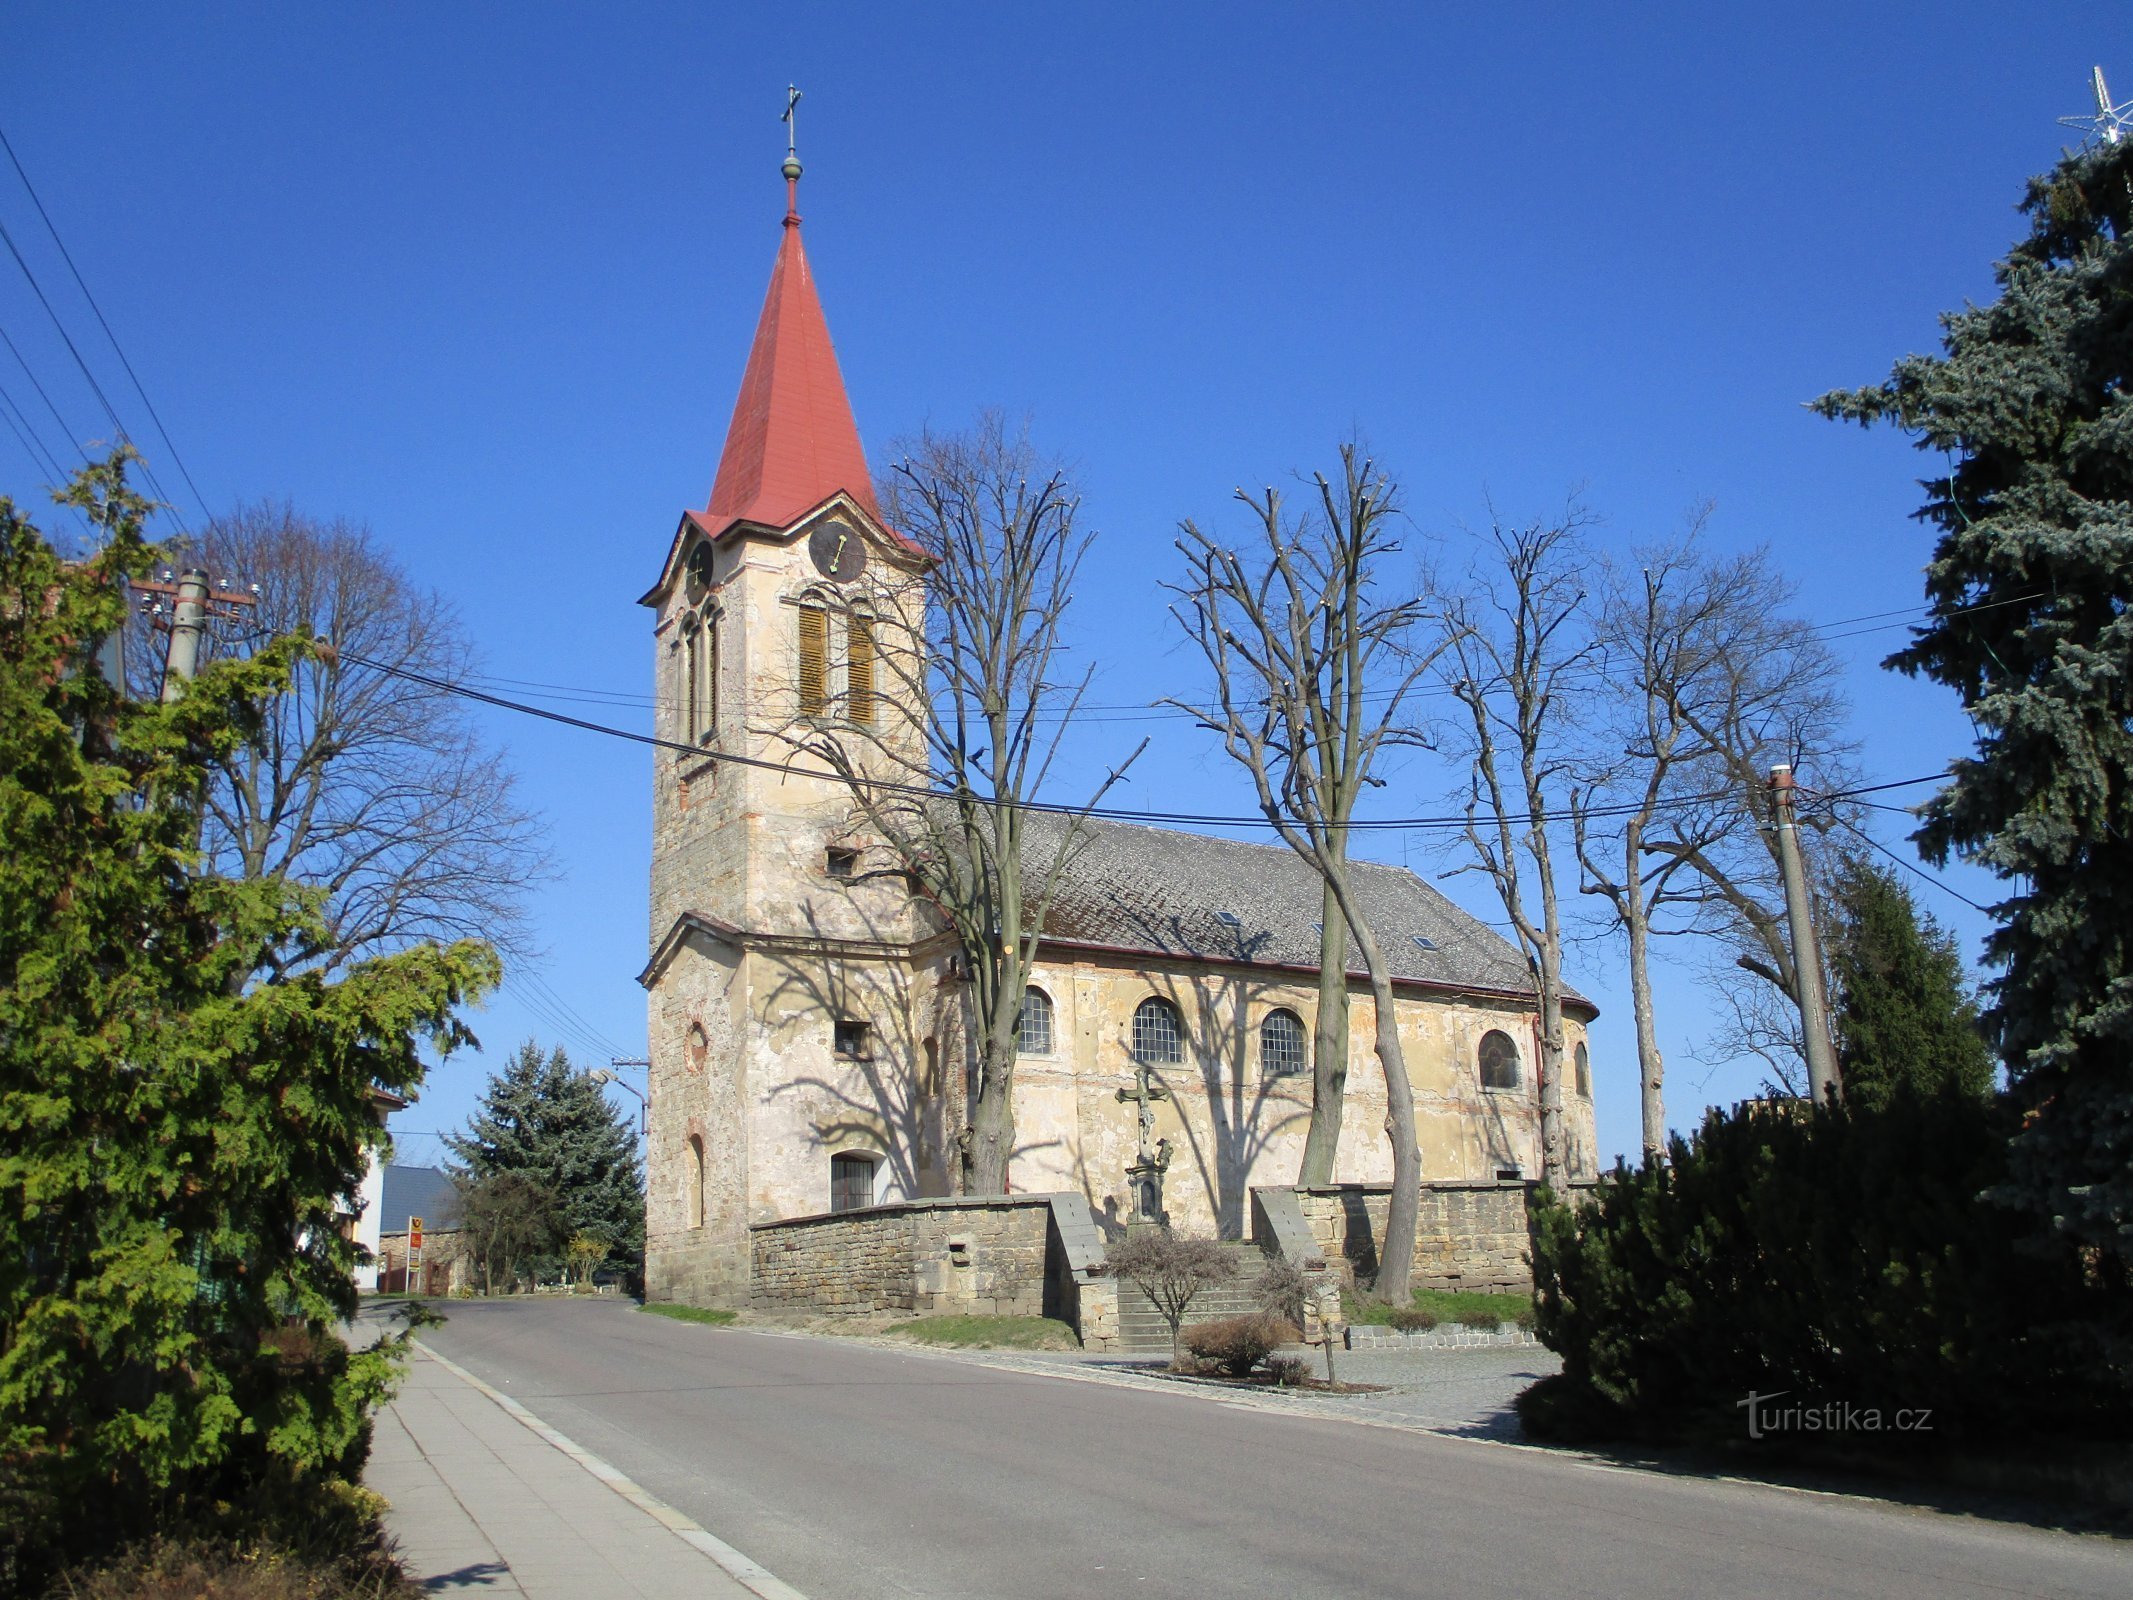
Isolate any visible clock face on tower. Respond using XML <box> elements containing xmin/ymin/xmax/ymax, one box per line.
<box><xmin>807</xmin><ymin>520</ymin><xmax>867</xmax><ymax>582</ymax></box>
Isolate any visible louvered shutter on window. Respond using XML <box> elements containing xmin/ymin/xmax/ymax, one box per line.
<box><xmin>846</xmin><ymin>615</ymin><xmax>875</xmax><ymax>725</ymax></box>
<box><xmin>798</xmin><ymin>605</ymin><xmax>829</xmax><ymax>714</ymax></box>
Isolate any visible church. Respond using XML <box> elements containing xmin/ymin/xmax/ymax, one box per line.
<box><xmin>638</xmin><ymin>152</ymin><xmax>1599</xmax><ymax>1309</ymax></box>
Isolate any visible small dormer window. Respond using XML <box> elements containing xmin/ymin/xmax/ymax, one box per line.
<box><xmin>826</xmin><ymin>847</ymin><xmax>857</xmax><ymax>880</ymax></box>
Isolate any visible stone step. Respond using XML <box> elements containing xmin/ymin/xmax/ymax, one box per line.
<box><xmin>1114</xmin><ymin>1247</ymin><xmax>1289</xmax><ymax>1351</ymax></box>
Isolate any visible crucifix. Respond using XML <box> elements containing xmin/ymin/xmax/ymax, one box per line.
<box><xmin>1117</xmin><ymin>1058</ymin><xmax>1170</xmax><ymax>1164</ymax></box>
<box><xmin>1118</xmin><ymin>1059</ymin><xmax>1173</xmax><ymax>1227</ymax></box>
<box><xmin>780</xmin><ymin>84</ymin><xmax>804</xmax><ymax>214</ymax></box>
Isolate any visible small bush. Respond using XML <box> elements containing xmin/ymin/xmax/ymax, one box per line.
<box><xmin>1265</xmin><ymin>1355</ymin><xmax>1310</xmax><ymax>1388</ymax></box>
<box><xmin>1182</xmin><ymin>1312</ymin><xmax>1301</xmax><ymax>1378</ymax></box>
<box><xmin>1252</xmin><ymin>1256</ymin><xmax>1310</xmax><ymax>1323</ymax></box>
<box><xmin>1386</xmin><ymin>1307</ymin><xmax>1438</xmax><ymax>1332</ymax></box>
<box><xmin>1457</xmin><ymin>1309</ymin><xmax>1503</xmax><ymax>1331</ymax></box>
<box><xmin>56</xmin><ymin>1528</ymin><xmax>419</xmax><ymax>1600</ymax></box>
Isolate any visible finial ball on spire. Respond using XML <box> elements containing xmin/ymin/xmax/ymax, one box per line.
<box><xmin>783</xmin><ymin>153</ymin><xmax>803</xmax><ymax>182</ymax></box>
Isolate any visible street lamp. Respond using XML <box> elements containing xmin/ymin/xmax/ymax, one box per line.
<box><xmin>587</xmin><ymin>1065</ymin><xmax>648</xmax><ymax>1138</ymax></box>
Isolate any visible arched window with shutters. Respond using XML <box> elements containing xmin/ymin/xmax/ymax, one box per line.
<box><xmin>845</xmin><ymin>611</ymin><xmax>876</xmax><ymax>726</ymax></box>
<box><xmin>1574</xmin><ymin>1040</ymin><xmax>1591</xmax><ymax>1098</ymax></box>
<box><xmin>693</xmin><ymin>609</ymin><xmax>718</xmax><ymax>742</ymax></box>
<box><xmin>797</xmin><ymin>603</ymin><xmax>830</xmax><ymax>716</ymax></box>
<box><xmin>1132</xmin><ymin>996</ymin><xmax>1183</xmax><ymax>1064</ymax></box>
<box><xmin>1018</xmin><ymin>987</ymin><xmax>1053</xmax><ymax>1056</ymax></box>
<box><xmin>1260</xmin><ymin>1008</ymin><xmax>1307</xmax><ymax>1077</ymax></box>
<box><xmin>1478</xmin><ymin>1029</ymin><xmax>1522</xmax><ymax>1091</ymax></box>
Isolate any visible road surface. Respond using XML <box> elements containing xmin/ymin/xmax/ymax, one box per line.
<box><xmin>413</xmin><ymin>1299</ymin><xmax>2126</xmax><ymax>1600</ymax></box>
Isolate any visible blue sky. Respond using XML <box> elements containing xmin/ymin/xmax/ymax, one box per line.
<box><xmin>4</xmin><ymin>4</ymin><xmax>2122</xmax><ymax>1169</ymax></box>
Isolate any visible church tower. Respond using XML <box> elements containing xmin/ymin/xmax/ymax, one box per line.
<box><xmin>639</xmin><ymin>145</ymin><xmax>939</xmax><ymax>1306</ymax></box>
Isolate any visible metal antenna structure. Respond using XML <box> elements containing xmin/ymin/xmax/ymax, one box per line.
<box><xmin>2059</xmin><ymin>64</ymin><xmax>2133</xmax><ymax>147</ymax></box>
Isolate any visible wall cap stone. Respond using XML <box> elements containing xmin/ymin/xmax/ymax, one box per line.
<box><xmin>749</xmin><ymin>1191</ymin><xmax>1069</xmax><ymax>1234</ymax></box>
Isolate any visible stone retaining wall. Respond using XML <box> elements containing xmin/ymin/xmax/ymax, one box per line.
<box><xmin>1280</xmin><ymin>1180</ymin><xmax>1592</xmax><ymax>1292</ymax></box>
<box><xmin>745</xmin><ymin>1192</ymin><xmax>1118</xmax><ymax>1347</ymax></box>
<box><xmin>1344</xmin><ymin>1324</ymin><xmax>1541</xmax><ymax>1351</ymax></box>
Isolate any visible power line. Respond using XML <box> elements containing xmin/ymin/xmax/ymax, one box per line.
<box><xmin>0</xmin><ymin>125</ymin><xmax>214</xmax><ymax>526</ymax></box>
<box><xmin>0</xmin><ymin>321</ymin><xmax>87</xmax><ymax>463</ymax></box>
<box><xmin>0</xmin><ymin>209</ymin><xmax>187</xmax><ymax>531</ymax></box>
<box><xmin>1826</xmin><ymin>811</ymin><xmax>1993</xmax><ymax>914</ymax></box>
<box><xmin>338</xmin><ymin>641</ymin><xmax>1950</xmax><ymax>835</ymax></box>
<box><xmin>458</xmin><ymin>588</ymin><xmax>2055</xmax><ymax>729</ymax></box>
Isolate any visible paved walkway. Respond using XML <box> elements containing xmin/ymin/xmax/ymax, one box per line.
<box><xmin>368</xmin><ymin>1339</ymin><xmax>801</xmax><ymax>1598</ymax></box>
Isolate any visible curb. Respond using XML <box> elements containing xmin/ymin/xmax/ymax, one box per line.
<box><xmin>412</xmin><ymin>1338</ymin><xmax>810</xmax><ymax>1600</ymax></box>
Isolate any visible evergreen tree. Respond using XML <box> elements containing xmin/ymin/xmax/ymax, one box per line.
<box><xmin>1816</xmin><ymin>138</ymin><xmax>2133</xmax><ymax>1269</ymax></box>
<box><xmin>1825</xmin><ymin>853</ymin><xmax>1994</xmax><ymax>1111</ymax></box>
<box><xmin>447</xmin><ymin>1041</ymin><xmax>644</xmax><ymax>1278</ymax></box>
<box><xmin>0</xmin><ymin>453</ymin><xmax>498</xmax><ymax>1585</ymax></box>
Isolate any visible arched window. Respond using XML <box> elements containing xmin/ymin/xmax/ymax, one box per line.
<box><xmin>687</xmin><ymin>1134</ymin><xmax>705</xmax><ymax>1229</ymax></box>
<box><xmin>686</xmin><ymin>1024</ymin><xmax>707</xmax><ymax>1076</ymax></box>
<box><xmin>682</xmin><ymin>621</ymin><xmax>701</xmax><ymax>743</ymax></box>
<box><xmin>1575</xmin><ymin>1040</ymin><xmax>1591</xmax><ymax>1098</ymax></box>
<box><xmin>1018</xmin><ymin>987</ymin><xmax>1054</xmax><ymax>1056</ymax></box>
<box><xmin>1478</xmin><ymin>1029</ymin><xmax>1521</xmax><ymax>1091</ymax></box>
<box><xmin>1132</xmin><ymin>997</ymin><xmax>1183</xmax><ymax>1064</ymax></box>
<box><xmin>797</xmin><ymin>603</ymin><xmax>830</xmax><ymax>715</ymax></box>
<box><xmin>1260</xmin><ymin>1008</ymin><xmax>1307</xmax><ymax>1077</ymax></box>
<box><xmin>830</xmin><ymin>1152</ymin><xmax>877</xmax><ymax>1213</ymax></box>
<box><xmin>845</xmin><ymin>612</ymin><xmax>876</xmax><ymax>726</ymax></box>
<box><xmin>693</xmin><ymin>610</ymin><xmax>717</xmax><ymax>742</ymax></box>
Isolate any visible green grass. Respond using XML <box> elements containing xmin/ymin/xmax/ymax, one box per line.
<box><xmin>639</xmin><ymin>1302</ymin><xmax>738</xmax><ymax>1326</ymax></box>
<box><xmin>891</xmin><ymin>1315</ymin><xmax>1081</xmax><ymax>1350</ymax></box>
<box><xmin>1345</xmin><ymin>1287</ymin><xmax>1535</xmax><ymax>1328</ymax></box>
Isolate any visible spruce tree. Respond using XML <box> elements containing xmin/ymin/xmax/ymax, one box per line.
<box><xmin>1825</xmin><ymin>854</ymin><xmax>1994</xmax><ymax>1111</ymax></box>
<box><xmin>1816</xmin><ymin>138</ymin><xmax>2133</xmax><ymax>1269</ymax></box>
<box><xmin>447</xmin><ymin>1040</ymin><xmax>644</xmax><ymax>1277</ymax></box>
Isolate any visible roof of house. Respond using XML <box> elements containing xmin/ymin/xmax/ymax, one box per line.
<box><xmin>1024</xmin><ymin>812</ymin><xmax>1589</xmax><ymax>1011</ymax></box>
<box><xmin>378</xmin><ymin>1164</ymin><xmax>458</xmax><ymax>1234</ymax></box>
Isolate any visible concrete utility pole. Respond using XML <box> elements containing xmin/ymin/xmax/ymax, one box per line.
<box><xmin>159</xmin><ymin>567</ymin><xmax>210</xmax><ymax>702</ymax></box>
<box><xmin>1769</xmin><ymin>763</ymin><xmax>1842</xmax><ymax>1105</ymax></box>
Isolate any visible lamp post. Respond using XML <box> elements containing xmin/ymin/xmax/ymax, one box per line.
<box><xmin>587</xmin><ymin>1066</ymin><xmax>648</xmax><ymax>1138</ymax></box>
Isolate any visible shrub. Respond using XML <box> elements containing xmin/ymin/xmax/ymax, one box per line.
<box><xmin>55</xmin><ymin>1531</ymin><xmax>420</xmax><ymax>1600</ymax></box>
<box><xmin>1182</xmin><ymin>1312</ymin><xmax>1301</xmax><ymax>1378</ymax></box>
<box><xmin>1253</xmin><ymin>1255</ymin><xmax>1310</xmax><ymax>1323</ymax></box>
<box><xmin>1457</xmin><ymin>1309</ymin><xmax>1503</xmax><ymax>1331</ymax></box>
<box><xmin>1524</xmin><ymin>1092</ymin><xmax>2133</xmax><ymax>1448</ymax></box>
<box><xmin>1386</xmin><ymin>1307</ymin><xmax>1439</xmax><ymax>1333</ymax></box>
<box><xmin>1265</xmin><ymin>1355</ymin><xmax>1310</xmax><ymax>1388</ymax></box>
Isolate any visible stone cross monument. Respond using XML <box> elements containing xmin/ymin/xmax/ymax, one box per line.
<box><xmin>1117</xmin><ymin>1059</ymin><xmax>1173</xmax><ymax>1229</ymax></box>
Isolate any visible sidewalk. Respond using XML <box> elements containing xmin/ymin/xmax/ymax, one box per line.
<box><xmin>368</xmin><ymin>1340</ymin><xmax>798</xmax><ymax>1598</ymax></box>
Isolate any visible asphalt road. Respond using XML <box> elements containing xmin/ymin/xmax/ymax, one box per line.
<box><xmin>417</xmin><ymin>1300</ymin><xmax>2126</xmax><ymax>1600</ymax></box>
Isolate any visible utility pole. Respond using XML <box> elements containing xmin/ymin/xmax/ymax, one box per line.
<box><xmin>1769</xmin><ymin>763</ymin><xmax>1842</xmax><ymax>1105</ymax></box>
<box><xmin>132</xmin><ymin>567</ymin><xmax>258</xmax><ymax>699</ymax></box>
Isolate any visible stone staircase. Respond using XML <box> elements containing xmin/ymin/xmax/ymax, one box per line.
<box><xmin>1115</xmin><ymin>1241</ymin><xmax>1282</xmax><ymax>1354</ymax></box>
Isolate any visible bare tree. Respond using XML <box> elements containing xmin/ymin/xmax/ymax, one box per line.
<box><xmin>1630</xmin><ymin>559</ymin><xmax>1856</xmax><ymax>1093</ymax></box>
<box><xmin>1104</xmin><ymin>1231</ymin><xmax>1234</xmax><ymax>1367</ymax></box>
<box><xmin>1570</xmin><ymin>519</ymin><xmax>1737</xmax><ymax>1161</ymax></box>
<box><xmin>777</xmin><ymin>417</ymin><xmax>1142</xmax><ymax>1195</ymax></box>
<box><xmin>135</xmin><ymin>502</ymin><xmax>544</xmax><ymax>976</ymax></box>
<box><xmin>1442</xmin><ymin>507</ymin><xmax>1598</xmax><ymax>1193</ymax></box>
<box><xmin>1168</xmin><ymin>445</ymin><xmax>1456</xmax><ymax>1299</ymax></box>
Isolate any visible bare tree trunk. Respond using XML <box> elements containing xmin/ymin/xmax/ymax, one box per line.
<box><xmin>967</xmin><ymin>1037</ymin><xmax>1016</xmax><ymax>1194</ymax></box>
<box><xmin>1299</xmin><ymin>879</ymin><xmax>1350</xmax><ymax>1186</ymax></box>
<box><xmin>1624</xmin><ymin>834</ymin><xmax>1667</xmax><ymax>1163</ymax></box>
<box><xmin>1332</xmin><ymin>885</ymin><xmax>1419</xmax><ymax>1303</ymax></box>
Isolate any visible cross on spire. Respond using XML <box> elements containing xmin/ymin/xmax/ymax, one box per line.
<box><xmin>2059</xmin><ymin>65</ymin><xmax>2132</xmax><ymax>147</ymax></box>
<box><xmin>781</xmin><ymin>83</ymin><xmax>803</xmax><ymax>218</ymax></box>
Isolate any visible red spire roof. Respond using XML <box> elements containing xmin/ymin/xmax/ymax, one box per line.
<box><xmin>701</xmin><ymin>195</ymin><xmax>881</xmax><ymax>536</ymax></box>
